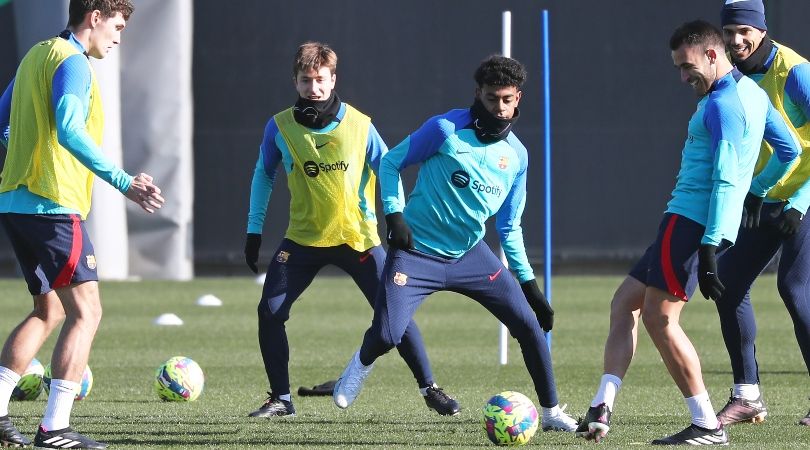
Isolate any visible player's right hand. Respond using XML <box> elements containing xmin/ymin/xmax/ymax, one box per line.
<box><xmin>697</xmin><ymin>244</ymin><xmax>724</xmax><ymax>301</ymax></box>
<box><xmin>125</xmin><ymin>173</ymin><xmax>164</xmax><ymax>213</ymax></box>
<box><xmin>245</xmin><ymin>233</ymin><xmax>262</xmax><ymax>274</ymax></box>
<box><xmin>520</xmin><ymin>279</ymin><xmax>554</xmax><ymax>331</ymax></box>
<box><xmin>741</xmin><ymin>192</ymin><xmax>764</xmax><ymax>228</ymax></box>
<box><xmin>385</xmin><ymin>212</ymin><xmax>413</xmax><ymax>250</ymax></box>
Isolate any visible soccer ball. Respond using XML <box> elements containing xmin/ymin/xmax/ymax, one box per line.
<box><xmin>481</xmin><ymin>391</ymin><xmax>539</xmax><ymax>446</ymax></box>
<box><xmin>11</xmin><ymin>358</ymin><xmax>44</xmax><ymax>401</ymax></box>
<box><xmin>154</xmin><ymin>356</ymin><xmax>204</xmax><ymax>401</ymax></box>
<box><xmin>43</xmin><ymin>364</ymin><xmax>93</xmax><ymax>400</ymax></box>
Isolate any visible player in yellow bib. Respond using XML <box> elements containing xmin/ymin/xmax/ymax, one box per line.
<box><xmin>0</xmin><ymin>1</ymin><xmax>163</xmax><ymax>448</ymax></box>
<box><xmin>244</xmin><ymin>42</ymin><xmax>459</xmax><ymax>418</ymax></box>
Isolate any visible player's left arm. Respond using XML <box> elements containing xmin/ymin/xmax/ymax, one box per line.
<box><xmin>749</xmin><ymin>102</ymin><xmax>800</xmax><ymax>196</ymax></box>
<box><xmin>0</xmin><ymin>78</ymin><xmax>12</xmax><ymax>149</ymax></box>
<box><xmin>781</xmin><ymin>63</ymin><xmax>810</xmax><ymax>215</ymax></box>
<box><xmin>701</xmin><ymin>98</ymin><xmax>744</xmax><ymax>246</ymax></box>
<box><xmin>495</xmin><ymin>148</ymin><xmax>533</xmax><ymax>284</ymax></box>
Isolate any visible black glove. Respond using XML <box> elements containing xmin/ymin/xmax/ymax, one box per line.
<box><xmin>244</xmin><ymin>233</ymin><xmax>262</xmax><ymax>274</ymax></box>
<box><xmin>385</xmin><ymin>212</ymin><xmax>413</xmax><ymax>250</ymax></box>
<box><xmin>520</xmin><ymin>279</ymin><xmax>554</xmax><ymax>331</ymax></box>
<box><xmin>776</xmin><ymin>207</ymin><xmax>804</xmax><ymax>237</ymax></box>
<box><xmin>741</xmin><ymin>192</ymin><xmax>764</xmax><ymax>229</ymax></box>
<box><xmin>697</xmin><ymin>244</ymin><xmax>724</xmax><ymax>301</ymax></box>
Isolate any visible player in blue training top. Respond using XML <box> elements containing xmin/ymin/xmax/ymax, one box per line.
<box><xmin>575</xmin><ymin>20</ymin><xmax>801</xmax><ymax>446</ymax></box>
<box><xmin>244</xmin><ymin>42</ymin><xmax>459</xmax><ymax>419</ymax></box>
<box><xmin>713</xmin><ymin>0</ymin><xmax>810</xmax><ymax>427</ymax></box>
<box><xmin>0</xmin><ymin>1</ymin><xmax>164</xmax><ymax>448</ymax></box>
<box><xmin>332</xmin><ymin>55</ymin><xmax>580</xmax><ymax>433</ymax></box>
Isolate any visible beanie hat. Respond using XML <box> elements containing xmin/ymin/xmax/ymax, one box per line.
<box><xmin>721</xmin><ymin>0</ymin><xmax>767</xmax><ymax>30</ymax></box>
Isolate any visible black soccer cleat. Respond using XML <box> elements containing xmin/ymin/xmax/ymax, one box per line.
<box><xmin>575</xmin><ymin>403</ymin><xmax>612</xmax><ymax>442</ymax></box>
<box><xmin>651</xmin><ymin>423</ymin><xmax>728</xmax><ymax>446</ymax></box>
<box><xmin>0</xmin><ymin>415</ymin><xmax>30</xmax><ymax>448</ymax></box>
<box><xmin>248</xmin><ymin>392</ymin><xmax>296</xmax><ymax>418</ymax></box>
<box><xmin>34</xmin><ymin>426</ymin><xmax>107</xmax><ymax>449</ymax></box>
<box><xmin>423</xmin><ymin>384</ymin><xmax>460</xmax><ymax>416</ymax></box>
<box><xmin>716</xmin><ymin>391</ymin><xmax>767</xmax><ymax>426</ymax></box>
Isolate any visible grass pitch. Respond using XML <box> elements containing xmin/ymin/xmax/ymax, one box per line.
<box><xmin>0</xmin><ymin>274</ymin><xmax>806</xmax><ymax>448</ymax></box>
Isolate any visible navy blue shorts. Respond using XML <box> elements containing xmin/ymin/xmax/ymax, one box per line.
<box><xmin>0</xmin><ymin>213</ymin><xmax>98</xmax><ymax>295</ymax></box>
<box><xmin>628</xmin><ymin>213</ymin><xmax>701</xmax><ymax>301</ymax></box>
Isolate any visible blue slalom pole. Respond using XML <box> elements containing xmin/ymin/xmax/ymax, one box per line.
<box><xmin>542</xmin><ymin>9</ymin><xmax>552</xmax><ymax>350</ymax></box>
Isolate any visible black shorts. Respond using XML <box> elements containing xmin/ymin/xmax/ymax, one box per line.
<box><xmin>1</xmin><ymin>213</ymin><xmax>98</xmax><ymax>295</ymax></box>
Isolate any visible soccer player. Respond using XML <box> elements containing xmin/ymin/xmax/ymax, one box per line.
<box><xmin>574</xmin><ymin>20</ymin><xmax>800</xmax><ymax>445</ymax></box>
<box><xmin>0</xmin><ymin>1</ymin><xmax>164</xmax><ymax>448</ymax></box>
<box><xmin>332</xmin><ymin>55</ymin><xmax>579</xmax><ymax>433</ymax></box>
<box><xmin>244</xmin><ymin>41</ymin><xmax>459</xmax><ymax>418</ymax></box>
<box><xmin>714</xmin><ymin>0</ymin><xmax>810</xmax><ymax>427</ymax></box>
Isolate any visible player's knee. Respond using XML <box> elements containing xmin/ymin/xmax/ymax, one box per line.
<box><xmin>776</xmin><ymin>277</ymin><xmax>803</xmax><ymax>307</ymax></box>
<box><xmin>256</xmin><ymin>300</ymin><xmax>288</xmax><ymax>324</ymax></box>
<box><xmin>641</xmin><ymin>308</ymin><xmax>671</xmax><ymax>335</ymax></box>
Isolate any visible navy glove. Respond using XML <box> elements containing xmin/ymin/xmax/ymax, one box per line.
<box><xmin>697</xmin><ymin>244</ymin><xmax>724</xmax><ymax>301</ymax></box>
<box><xmin>244</xmin><ymin>233</ymin><xmax>262</xmax><ymax>274</ymax></box>
<box><xmin>385</xmin><ymin>212</ymin><xmax>413</xmax><ymax>250</ymax></box>
<box><xmin>520</xmin><ymin>280</ymin><xmax>554</xmax><ymax>331</ymax></box>
<box><xmin>777</xmin><ymin>207</ymin><xmax>804</xmax><ymax>237</ymax></box>
<box><xmin>741</xmin><ymin>192</ymin><xmax>764</xmax><ymax>229</ymax></box>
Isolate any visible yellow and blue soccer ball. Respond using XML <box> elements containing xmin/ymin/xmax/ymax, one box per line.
<box><xmin>154</xmin><ymin>356</ymin><xmax>204</xmax><ymax>402</ymax></box>
<box><xmin>43</xmin><ymin>364</ymin><xmax>93</xmax><ymax>400</ymax></box>
<box><xmin>11</xmin><ymin>358</ymin><xmax>44</xmax><ymax>401</ymax></box>
<box><xmin>481</xmin><ymin>391</ymin><xmax>539</xmax><ymax>446</ymax></box>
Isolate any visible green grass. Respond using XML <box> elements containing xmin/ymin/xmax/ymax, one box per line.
<box><xmin>0</xmin><ymin>274</ymin><xmax>807</xmax><ymax>448</ymax></box>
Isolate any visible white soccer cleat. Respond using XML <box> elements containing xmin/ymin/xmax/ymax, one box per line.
<box><xmin>542</xmin><ymin>405</ymin><xmax>579</xmax><ymax>432</ymax></box>
<box><xmin>333</xmin><ymin>351</ymin><xmax>374</xmax><ymax>409</ymax></box>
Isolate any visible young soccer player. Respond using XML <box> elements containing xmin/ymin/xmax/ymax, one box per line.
<box><xmin>332</xmin><ymin>55</ymin><xmax>579</xmax><ymax>433</ymax></box>
<box><xmin>714</xmin><ymin>0</ymin><xmax>810</xmax><ymax>427</ymax></box>
<box><xmin>0</xmin><ymin>1</ymin><xmax>164</xmax><ymax>448</ymax></box>
<box><xmin>245</xmin><ymin>41</ymin><xmax>459</xmax><ymax>418</ymax></box>
<box><xmin>575</xmin><ymin>20</ymin><xmax>799</xmax><ymax>445</ymax></box>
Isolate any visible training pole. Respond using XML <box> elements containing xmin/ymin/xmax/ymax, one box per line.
<box><xmin>542</xmin><ymin>9</ymin><xmax>553</xmax><ymax>350</ymax></box>
<box><xmin>498</xmin><ymin>10</ymin><xmax>511</xmax><ymax>365</ymax></box>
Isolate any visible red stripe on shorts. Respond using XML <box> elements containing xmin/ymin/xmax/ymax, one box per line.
<box><xmin>660</xmin><ymin>214</ymin><xmax>687</xmax><ymax>301</ymax></box>
<box><xmin>53</xmin><ymin>214</ymin><xmax>82</xmax><ymax>289</ymax></box>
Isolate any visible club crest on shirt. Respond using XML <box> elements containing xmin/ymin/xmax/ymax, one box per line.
<box><xmin>498</xmin><ymin>156</ymin><xmax>508</xmax><ymax>170</ymax></box>
<box><xmin>85</xmin><ymin>255</ymin><xmax>97</xmax><ymax>270</ymax></box>
<box><xmin>276</xmin><ymin>251</ymin><xmax>290</xmax><ymax>263</ymax></box>
<box><xmin>393</xmin><ymin>272</ymin><xmax>408</xmax><ymax>286</ymax></box>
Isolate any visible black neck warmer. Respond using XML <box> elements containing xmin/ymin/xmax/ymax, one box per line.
<box><xmin>470</xmin><ymin>98</ymin><xmax>520</xmax><ymax>144</ymax></box>
<box><xmin>293</xmin><ymin>91</ymin><xmax>341</xmax><ymax>129</ymax></box>
<box><xmin>735</xmin><ymin>37</ymin><xmax>774</xmax><ymax>75</ymax></box>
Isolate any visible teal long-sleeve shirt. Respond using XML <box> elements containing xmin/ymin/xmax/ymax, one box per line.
<box><xmin>380</xmin><ymin>108</ymin><xmax>534</xmax><ymax>283</ymax></box>
<box><xmin>667</xmin><ymin>69</ymin><xmax>798</xmax><ymax>246</ymax></box>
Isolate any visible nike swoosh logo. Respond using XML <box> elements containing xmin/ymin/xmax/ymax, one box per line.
<box><xmin>359</xmin><ymin>253</ymin><xmax>371</xmax><ymax>263</ymax></box>
<box><xmin>488</xmin><ymin>268</ymin><xmax>502</xmax><ymax>281</ymax></box>
<box><xmin>315</xmin><ymin>142</ymin><xmax>329</xmax><ymax>149</ymax></box>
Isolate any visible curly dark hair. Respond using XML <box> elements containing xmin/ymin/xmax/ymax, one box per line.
<box><xmin>68</xmin><ymin>0</ymin><xmax>134</xmax><ymax>27</ymax></box>
<box><xmin>669</xmin><ymin>20</ymin><xmax>724</xmax><ymax>51</ymax></box>
<box><xmin>474</xmin><ymin>55</ymin><xmax>527</xmax><ymax>89</ymax></box>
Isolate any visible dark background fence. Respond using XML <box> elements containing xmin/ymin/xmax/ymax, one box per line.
<box><xmin>1</xmin><ymin>0</ymin><xmax>808</xmax><ymax>275</ymax></box>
